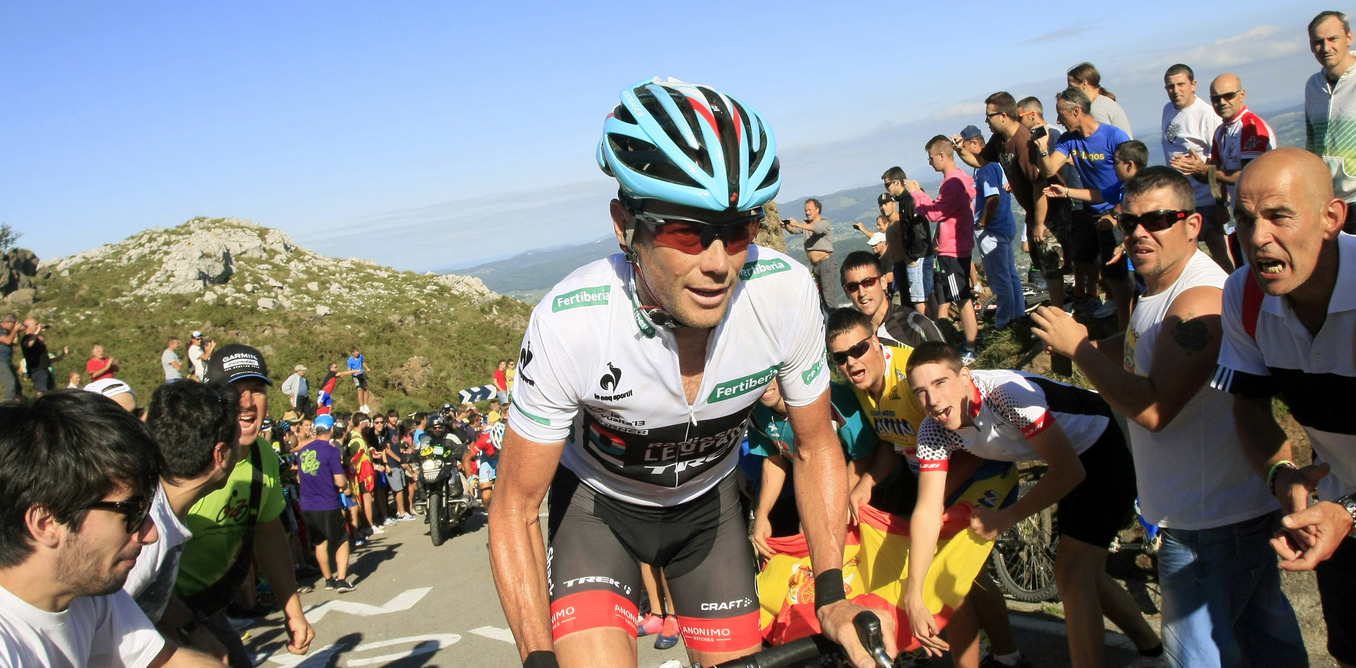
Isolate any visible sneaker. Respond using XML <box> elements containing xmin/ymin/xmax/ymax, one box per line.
<box><xmin>333</xmin><ymin>578</ymin><xmax>356</xmax><ymax>594</ymax></box>
<box><xmin>398</xmin><ymin>513</ymin><xmax>417</xmax><ymax>522</ymax></box>
<box><xmin>654</xmin><ymin>615</ymin><xmax>680</xmax><ymax>650</ymax></box>
<box><xmin>636</xmin><ymin>612</ymin><xmax>664</xmax><ymax>637</ymax></box>
<box><xmin>1093</xmin><ymin>300</ymin><xmax>1117</xmax><ymax>319</ymax></box>
<box><xmin>352</xmin><ymin>538</ymin><xmax>367</xmax><ymax>548</ymax></box>
<box><xmin>371</xmin><ymin>525</ymin><xmax>385</xmax><ymax>535</ymax></box>
<box><xmin>323</xmin><ymin>579</ymin><xmax>337</xmax><ymax>590</ymax></box>
<box><xmin>961</xmin><ymin>348</ymin><xmax>977</xmax><ymax>366</ymax></box>
<box><xmin>295</xmin><ymin>583</ymin><xmax>314</xmax><ymax>594</ymax></box>
<box><xmin>360</xmin><ymin>404</ymin><xmax>371</xmax><ymax>414</ymax></box>
<box><xmin>382</xmin><ymin>517</ymin><xmax>397</xmax><ymax>526</ymax></box>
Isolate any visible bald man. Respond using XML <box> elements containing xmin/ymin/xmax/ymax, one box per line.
<box><xmin>1210</xmin><ymin>147</ymin><xmax>1356</xmax><ymax>666</ymax></box>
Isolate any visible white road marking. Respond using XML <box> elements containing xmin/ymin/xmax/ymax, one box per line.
<box><xmin>471</xmin><ymin>625</ymin><xmax>518</xmax><ymax>644</ymax></box>
<box><xmin>300</xmin><ymin>587</ymin><xmax>433</xmax><ymax>624</ymax></box>
<box><xmin>265</xmin><ymin>634</ymin><xmax>461</xmax><ymax>667</ymax></box>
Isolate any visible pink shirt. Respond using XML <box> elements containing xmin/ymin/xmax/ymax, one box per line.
<box><xmin>911</xmin><ymin>168</ymin><xmax>976</xmax><ymax>257</ymax></box>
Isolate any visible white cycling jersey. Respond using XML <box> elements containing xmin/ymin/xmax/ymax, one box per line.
<box><xmin>508</xmin><ymin>247</ymin><xmax>830</xmax><ymax>507</ymax></box>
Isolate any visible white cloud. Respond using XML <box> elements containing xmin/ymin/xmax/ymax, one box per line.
<box><xmin>930</xmin><ymin>102</ymin><xmax>986</xmax><ymax>121</ymax></box>
<box><xmin>1023</xmin><ymin>26</ymin><xmax>1088</xmax><ymax>45</ymax></box>
<box><xmin>1129</xmin><ymin>25</ymin><xmax>1306</xmax><ymax>80</ymax></box>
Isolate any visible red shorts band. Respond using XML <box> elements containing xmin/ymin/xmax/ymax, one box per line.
<box><xmin>677</xmin><ymin>611</ymin><xmax>761</xmax><ymax>653</ymax></box>
<box><xmin>550</xmin><ymin>590</ymin><xmax>638</xmax><ymax>641</ymax></box>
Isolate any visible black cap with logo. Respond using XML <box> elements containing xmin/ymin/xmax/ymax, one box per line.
<box><xmin>204</xmin><ymin>343</ymin><xmax>272</xmax><ymax>387</ymax></box>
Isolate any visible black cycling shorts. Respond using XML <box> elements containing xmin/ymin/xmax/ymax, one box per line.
<box><xmin>546</xmin><ymin>466</ymin><xmax>760</xmax><ymax>653</ymax></box>
<box><xmin>1057</xmin><ymin>425</ymin><xmax>1137</xmax><ymax>548</ymax></box>
<box><xmin>302</xmin><ymin>508</ymin><xmax>349</xmax><ymax>547</ymax></box>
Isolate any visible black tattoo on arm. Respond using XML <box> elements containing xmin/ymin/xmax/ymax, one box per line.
<box><xmin>1172</xmin><ymin>317</ymin><xmax>1210</xmax><ymax>355</ymax></box>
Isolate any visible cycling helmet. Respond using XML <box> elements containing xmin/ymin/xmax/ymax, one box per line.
<box><xmin>490</xmin><ymin>422</ymin><xmax>505</xmax><ymax>450</ymax></box>
<box><xmin>598</xmin><ymin>77</ymin><xmax>780</xmax><ymax>216</ymax></box>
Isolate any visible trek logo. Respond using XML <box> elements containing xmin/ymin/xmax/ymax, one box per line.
<box><xmin>708</xmin><ymin>364</ymin><xmax>779</xmax><ymax>403</ymax></box>
<box><xmin>561</xmin><ymin>576</ymin><xmax>631</xmax><ymax>595</ymax></box>
<box><xmin>700</xmin><ymin>597</ymin><xmax>753</xmax><ymax>611</ymax></box>
<box><xmin>599</xmin><ymin>362</ymin><xmax>622</xmax><ymax>391</ymax></box>
<box><xmin>552</xmin><ymin>285</ymin><xmax>610</xmax><ymax>312</ymax></box>
<box><xmin>738</xmin><ymin>258</ymin><xmax>792</xmax><ymax>281</ymax></box>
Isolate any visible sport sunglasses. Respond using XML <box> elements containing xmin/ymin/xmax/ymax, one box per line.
<box><xmin>630</xmin><ymin>209</ymin><xmax>761</xmax><ymax>255</ymax></box>
<box><xmin>843</xmin><ymin>276</ymin><xmax>881</xmax><ymax>294</ymax></box>
<box><xmin>830</xmin><ymin>338</ymin><xmax>873</xmax><ymax>366</ymax></box>
<box><xmin>85</xmin><ymin>496</ymin><xmax>152</xmax><ymax>533</ymax></box>
<box><xmin>1117</xmin><ymin>209</ymin><xmax>1189</xmax><ymax>235</ymax></box>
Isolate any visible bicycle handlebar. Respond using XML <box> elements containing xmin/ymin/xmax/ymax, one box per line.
<box><xmin>701</xmin><ymin>611</ymin><xmax>891</xmax><ymax>668</ymax></box>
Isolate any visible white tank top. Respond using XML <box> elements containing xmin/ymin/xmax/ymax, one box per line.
<box><xmin>1125</xmin><ymin>249</ymin><xmax>1275</xmax><ymax>529</ymax></box>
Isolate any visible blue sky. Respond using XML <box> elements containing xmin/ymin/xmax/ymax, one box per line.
<box><xmin>0</xmin><ymin>1</ymin><xmax>1340</xmax><ymax>271</ymax></box>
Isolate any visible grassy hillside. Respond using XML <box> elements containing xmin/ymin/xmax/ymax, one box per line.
<box><xmin>23</xmin><ymin>217</ymin><xmax>530</xmax><ymax>418</ymax></box>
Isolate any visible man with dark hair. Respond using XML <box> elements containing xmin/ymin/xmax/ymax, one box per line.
<box><xmin>1033</xmin><ymin>167</ymin><xmax>1306</xmax><ymax>667</ymax></box>
<box><xmin>958</xmin><ymin>125</ymin><xmax>1024</xmax><ymax>330</ymax></box>
<box><xmin>1161</xmin><ymin>63</ymin><xmax>1229</xmax><ymax>272</ymax></box>
<box><xmin>1212</xmin><ymin>147</ymin><xmax>1356</xmax><ymax>665</ymax></box>
<box><xmin>0</xmin><ymin>391</ymin><xmax>217</xmax><ymax>666</ymax></box>
<box><xmin>903</xmin><ymin>136</ymin><xmax>979</xmax><ymax>362</ymax></box>
<box><xmin>1036</xmin><ymin>87</ymin><xmax>1135</xmax><ymax>328</ymax></box>
<box><xmin>882</xmin><ymin>167</ymin><xmax>934</xmax><ymax>313</ymax></box>
<box><xmin>170</xmin><ymin>344</ymin><xmax>315</xmax><ymax>666</ymax></box>
<box><xmin>840</xmin><ymin>251</ymin><xmax>944</xmax><ymax>351</ymax></box>
<box><xmin>20</xmin><ymin>316</ymin><xmax>65</xmax><ymax>395</ymax></box>
<box><xmin>1016</xmin><ymin>96</ymin><xmax>1079</xmax><ymax>297</ymax></box>
<box><xmin>125</xmin><ymin>381</ymin><xmax>242</xmax><ymax>629</ymax></box>
<box><xmin>784</xmin><ymin>197</ymin><xmax>848</xmax><ymax>310</ymax></box>
<box><xmin>348</xmin><ymin>347</ymin><xmax>372</xmax><ymax>414</ymax></box>
<box><xmin>162</xmin><ymin>337</ymin><xmax>183</xmax><ymax>383</ymax></box>
<box><xmin>1306</xmin><ymin>10</ymin><xmax>1356</xmax><ymax>231</ymax></box>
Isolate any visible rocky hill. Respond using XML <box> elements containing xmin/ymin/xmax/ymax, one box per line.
<box><xmin>8</xmin><ymin>217</ymin><xmax>530</xmax><ymax>417</ymax></box>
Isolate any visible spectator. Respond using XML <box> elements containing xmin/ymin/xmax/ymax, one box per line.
<box><xmin>903</xmin><ymin>136</ymin><xmax>979</xmax><ymax>362</ymax></box>
<box><xmin>66</xmin><ymin>370</ymin><xmax>81</xmax><ymax>388</ymax></box>
<box><xmin>1160</xmin><ymin>63</ymin><xmax>1230</xmax><ymax>272</ymax></box>
<box><xmin>1212</xmin><ymin>148</ymin><xmax>1356</xmax><ymax>665</ymax></box>
<box><xmin>162</xmin><ymin>337</ymin><xmax>183</xmax><ymax>383</ymax></box>
<box><xmin>0</xmin><ymin>391</ymin><xmax>222</xmax><ymax>666</ymax></box>
<box><xmin>315</xmin><ymin>362</ymin><xmax>345</xmax><ymax>415</ymax></box>
<box><xmin>383</xmin><ymin>416</ymin><xmax>415</xmax><ymax>522</ymax></box>
<box><xmin>493</xmin><ymin>359</ymin><xmax>509</xmax><ymax>405</ymax></box>
<box><xmin>85</xmin><ymin>377</ymin><xmax>138</xmax><ymax>413</ymax></box>
<box><xmin>281</xmin><ymin>364</ymin><xmax>311</xmax><ymax>417</ymax></box>
<box><xmin>867</xmin><ymin>231</ymin><xmax>888</xmax><ymax>261</ymax></box>
<box><xmin>125</xmin><ymin>380</ymin><xmax>242</xmax><ymax>627</ymax></box>
<box><xmin>881</xmin><ymin>174</ymin><xmax>935</xmax><ymax>314</ymax></box>
<box><xmin>86</xmin><ymin>343</ymin><xmax>118</xmax><ymax>382</ymax></box>
<box><xmin>904</xmin><ymin>342</ymin><xmax>1165</xmax><ymax>667</ymax></box>
<box><xmin>0</xmin><ymin>313</ymin><xmax>19</xmax><ymax>401</ymax></box>
<box><xmin>294</xmin><ymin>414</ymin><xmax>356</xmax><ymax>592</ymax></box>
<box><xmin>1032</xmin><ymin>167</ymin><xmax>1307</xmax><ymax>667</ymax></box>
<box><xmin>959</xmin><ymin>125</ymin><xmax>1024</xmax><ymax>330</ymax></box>
<box><xmin>1204</xmin><ymin>73</ymin><xmax>1277</xmax><ymax>206</ymax></box>
<box><xmin>171</xmin><ymin>343</ymin><xmax>315</xmax><ymax>666</ymax></box>
<box><xmin>506</xmin><ymin>359</ymin><xmax>517</xmax><ymax>397</ymax></box>
<box><xmin>1067</xmin><ymin>62</ymin><xmax>1134</xmax><ymax>138</ymax></box>
<box><xmin>840</xmin><ymin>251</ymin><xmax>945</xmax><ymax>351</ymax></box>
<box><xmin>784</xmin><ymin>198</ymin><xmax>850</xmax><ymax>310</ymax></box>
<box><xmin>20</xmin><ymin>317</ymin><xmax>66</xmax><ymax>395</ymax></box>
<box><xmin>1306</xmin><ymin>10</ymin><xmax>1356</xmax><ymax>232</ymax></box>
<box><xmin>1036</xmin><ymin>86</ymin><xmax>1135</xmax><ymax>328</ymax></box>
<box><xmin>1017</xmin><ymin>96</ymin><xmax>1081</xmax><ymax>292</ymax></box>
<box><xmin>186</xmin><ymin>332</ymin><xmax>212</xmax><ymax>381</ymax></box>
<box><xmin>347</xmin><ymin>347</ymin><xmax>372</xmax><ymax>414</ymax></box>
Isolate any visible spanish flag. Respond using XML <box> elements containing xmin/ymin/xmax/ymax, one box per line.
<box><xmin>756</xmin><ymin>470</ymin><xmax>1015</xmax><ymax>653</ymax></box>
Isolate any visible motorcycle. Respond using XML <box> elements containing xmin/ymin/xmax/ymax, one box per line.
<box><xmin>416</xmin><ymin>433</ymin><xmax>473</xmax><ymax>546</ymax></box>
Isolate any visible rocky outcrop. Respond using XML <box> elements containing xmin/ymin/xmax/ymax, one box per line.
<box><xmin>390</xmin><ymin>356</ymin><xmax>433</xmax><ymax>394</ymax></box>
<box><xmin>0</xmin><ymin>248</ymin><xmax>40</xmax><ymax>298</ymax></box>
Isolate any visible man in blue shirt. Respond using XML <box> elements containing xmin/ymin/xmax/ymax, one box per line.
<box><xmin>1035</xmin><ymin>87</ymin><xmax>1134</xmax><ymax>328</ymax></box>
<box><xmin>959</xmin><ymin>125</ymin><xmax>1024</xmax><ymax>330</ymax></box>
<box><xmin>347</xmin><ymin>347</ymin><xmax>372</xmax><ymax>414</ymax></box>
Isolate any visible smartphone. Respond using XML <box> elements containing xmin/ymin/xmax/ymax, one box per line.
<box><xmin>1030</xmin><ymin>125</ymin><xmax>1048</xmax><ymax>140</ymax></box>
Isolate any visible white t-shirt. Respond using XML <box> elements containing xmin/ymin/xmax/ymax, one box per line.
<box><xmin>509</xmin><ymin>247</ymin><xmax>830</xmax><ymax>507</ymax></box>
<box><xmin>161</xmin><ymin>350</ymin><xmax>181</xmax><ymax>381</ymax></box>
<box><xmin>0</xmin><ymin>584</ymin><xmax>164</xmax><ymax>668</ymax></box>
<box><xmin>1091</xmin><ymin>95</ymin><xmax>1134</xmax><ymax>139</ymax></box>
<box><xmin>1161</xmin><ymin>97</ymin><xmax>1221</xmax><ymax>208</ymax></box>
<box><xmin>123</xmin><ymin>485</ymin><xmax>192</xmax><ymax>622</ymax></box>
<box><xmin>1124</xmin><ymin>250</ymin><xmax>1274</xmax><ymax>529</ymax></box>
<box><xmin>186</xmin><ymin>344</ymin><xmax>206</xmax><ymax>378</ymax></box>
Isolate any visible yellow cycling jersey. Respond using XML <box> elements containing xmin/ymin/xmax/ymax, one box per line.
<box><xmin>849</xmin><ymin>344</ymin><xmax>928</xmax><ymax>463</ymax></box>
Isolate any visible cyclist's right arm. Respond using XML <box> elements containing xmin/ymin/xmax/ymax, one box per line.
<box><xmin>488</xmin><ymin>425</ymin><xmax>565</xmax><ymax>662</ymax></box>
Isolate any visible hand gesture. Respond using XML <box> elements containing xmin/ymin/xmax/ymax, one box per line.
<box><xmin>904</xmin><ymin>596</ymin><xmax>947</xmax><ymax>658</ymax></box>
<box><xmin>1169</xmin><ymin>150</ymin><xmax>1209</xmax><ymax>176</ymax></box>
<box><xmin>1031</xmin><ymin>305</ymin><xmax>1091</xmax><ymax>358</ymax></box>
<box><xmin>1043</xmin><ymin>184</ymin><xmax>1068</xmax><ymax>199</ymax></box>
<box><xmin>750</xmin><ymin>516</ymin><xmax>775</xmax><ymax>559</ymax></box>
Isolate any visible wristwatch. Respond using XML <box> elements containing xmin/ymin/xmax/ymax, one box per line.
<box><xmin>1338</xmin><ymin>494</ymin><xmax>1356</xmax><ymax>538</ymax></box>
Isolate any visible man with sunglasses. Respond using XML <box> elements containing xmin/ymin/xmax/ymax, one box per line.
<box><xmin>0</xmin><ymin>390</ymin><xmax>220</xmax><ymax>666</ymax></box>
<box><xmin>840</xmin><ymin>251</ymin><xmax>944</xmax><ymax>352</ymax></box>
<box><xmin>1212</xmin><ymin>148</ymin><xmax>1356</xmax><ymax>665</ymax></box>
<box><xmin>784</xmin><ymin>198</ymin><xmax>849</xmax><ymax>311</ymax></box>
<box><xmin>880</xmin><ymin>173</ymin><xmax>934</xmax><ymax>314</ymax></box>
<box><xmin>171</xmin><ymin>344</ymin><xmax>314</xmax><ymax>666</ymax></box>
<box><xmin>490</xmin><ymin>78</ymin><xmax>893</xmax><ymax>668</ymax></box>
<box><xmin>1032</xmin><ymin>167</ymin><xmax>1306</xmax><ymax>667</ymax></box>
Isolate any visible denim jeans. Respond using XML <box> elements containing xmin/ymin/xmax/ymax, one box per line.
<box><xmin>976</xmin><ymin>228</ymin><xmax>1024</xmax><ymax>327</ymax></box>
<box><xmin>1157</xmin><ymin>510</ymin><xmax>1307</xmax><ymax>668</ymax></box>
<box><xmin>0</xmin><ymin>361</ymin><xmax>18</xmax><ymax>401</ymax></box>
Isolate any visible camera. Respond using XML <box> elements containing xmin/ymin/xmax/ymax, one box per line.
<box><xmin>1029</xmin><ymin>126</ymin><xmax>1048</xmax><ymax>140</ymax></box>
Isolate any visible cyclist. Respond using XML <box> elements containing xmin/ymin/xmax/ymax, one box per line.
<box><xmin>488</xmin><ymin>77</ymin><xmax>895</xmax><ymax>668</ymax></box>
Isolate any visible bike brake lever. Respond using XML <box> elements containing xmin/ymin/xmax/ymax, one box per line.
<box><xmin>852</xmin><ymin>611</ymin><xmax>893</xmax><ymax>668</ymax></box>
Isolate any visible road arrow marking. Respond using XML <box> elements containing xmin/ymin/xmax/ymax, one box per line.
<box><xmin>265</xmin><ymin>633</ymin><xmax>461</xmax><ymax>667</ymax></box>
<box><xmin>470</xmin><ymin>626</ymin><xmax>517</xmax><ymax>644</ymax></box>
<box><xmin>301</xmin><ymin>587</ymin><xmax>432</xmax><ymax>624</ymax></box>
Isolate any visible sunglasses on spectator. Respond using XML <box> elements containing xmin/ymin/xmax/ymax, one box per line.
<box><xmin>843</xmin><ymin>276</ymin><xmax>881</xmax><ymax>293</ymax></box>
<box><xmin>85</xmin><ymin>496</ymin><xmax>152</xmax><ymax>533</ymax></box>
<box><xmin>1117</xmin><ymin>209</ymin><xmax>1189</xmax><ymax>234</ymax></box>
<box><xmin>630</xmin><ymin>209</ymin><xmax>759</xmax><ymax>255</ymax></box>
<box><xmin>1209</xmin><ymin>90</ymin><xmax>1241</xmax><ymax>103</ymax></box>
<box><xmin>830</xmin><ymin>338</ymin><xmax>873</xmax><ymax>366</ymax></box>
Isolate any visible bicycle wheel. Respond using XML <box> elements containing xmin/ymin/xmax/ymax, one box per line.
<box><xmin>990</xmin><ymin>481</ymin><xmax>1060</xmax><ymax>602</ymax></box>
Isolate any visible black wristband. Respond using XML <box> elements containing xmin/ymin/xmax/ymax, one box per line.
<box><xmin>524</xmin><ymin>651</ymin><xmax>559</xmax><ymax>668</ymax></box>
<box><xmin>814</xmin><ymin>568</ymin><xmax>847</xmax><ymax>611</ymax></box>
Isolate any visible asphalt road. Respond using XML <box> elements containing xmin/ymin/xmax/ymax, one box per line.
<box><xmin>231</xmin><ymin>503</ymin><xmax>1167</xmax><ymax>668</ymax></box>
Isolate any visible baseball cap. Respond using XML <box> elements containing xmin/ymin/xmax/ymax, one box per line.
<box><xmin>191</xmin><ymin>331</ymin><xmax>203</xmax><ymax>338</ymax></box>
<box><xmin>876</xmin><ymin>192</ymin><xmax>891</xmax><ymax>205</ymax></box>
<box><xmin>294</xmin><ymin>364</ymin><xmax>307</xmax><ymax>371</ymax></box>
<box><xmin>314</xmin><ymin>414</ymin><xmax>335</xmax><ymax>431</ymax></box>
<box><xmin>959</xmin><ymin>125</ymin><xmax>984</xmax><ymax>141</ymax></box>
<box><xmin>0</xmin><ymin>314</ymin><xmax>15</xmax><ymax>324</ymax></box>
<box><xmin>868</xmin><ymin>233</ymin><xmax>887</xmax><ymax>247</ymax></box>
<box><xmin>84</xmin><ymin>378</ymin><xmax>135</xmax><ymax>399</ymax></box>
<box><xmin>204</xmin><ymin>343</ymin><xmax>272</xmax><ymax>387</ymax></box>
